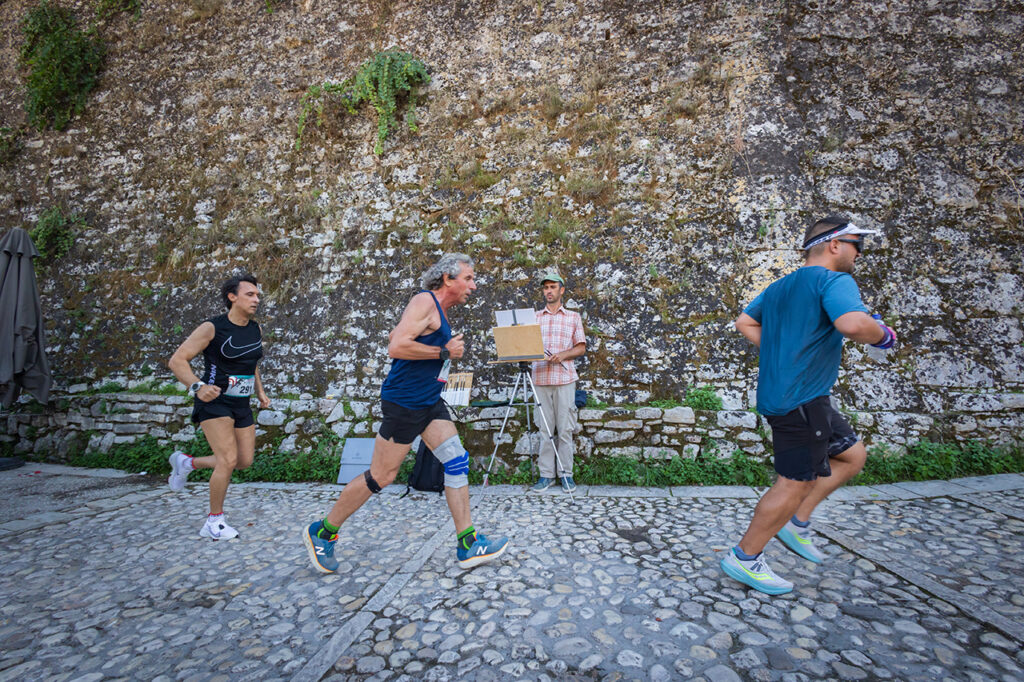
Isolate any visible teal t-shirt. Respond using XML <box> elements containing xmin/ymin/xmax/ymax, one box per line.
<box><xmin>744</xmin><ymin>266</ymin><xmax>868</xmax><ymax>416</ymax></box>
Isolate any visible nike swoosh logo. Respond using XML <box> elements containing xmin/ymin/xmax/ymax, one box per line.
<box><xmin>221</xmin><ymin>336</ymin><xmax>262</xmax><ymax>359</ymax></box>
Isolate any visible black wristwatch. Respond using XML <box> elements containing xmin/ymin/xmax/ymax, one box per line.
<box><xmin>439</xmin><ymin>348</ymin><xmax>450</xmax><ymax>362</ymax></box>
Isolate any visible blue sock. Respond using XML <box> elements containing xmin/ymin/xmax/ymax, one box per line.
<box><xmin>791</xmin><ymin>515</ymin><xmax>810</xmax><ymax>528</ymax></box>
<box><xmin>733</xmin><ymin>546</ymin><xmax>760</xmax><ymax>561</ymax></box>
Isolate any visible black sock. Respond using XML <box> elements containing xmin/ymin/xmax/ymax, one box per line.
<box><xmin>317</xmin><ymin>518</ymin><xmax>339</xmax><ymax>539</ymax></box>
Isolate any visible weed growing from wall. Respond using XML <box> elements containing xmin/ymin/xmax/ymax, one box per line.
<box><xmin>20</xmin><ymin>0</ymin><xmax>105</xmax><ymax>131</ymax></box>
<box><xmin>187</xmin><ymin>0</ymin><xmax>221</xmax><ymax>20</ymax></box>
<box><xmin>565</xmin><ymin>172</ymin><xmax>614</xmax><ymax>204</ymax></box>
<box><xmin>851</xmin><ymin>440</ymin><xmax>1024</xmax><ymax>483</ymax></box>
<box><xmin>0</xmin><ymin>126</ymin><xmax>21</xmax><ymax>165</ymax></box>
<box><xmin>468</xmin><ymin>459</ymin><xmax>532</xmax><ymax>485</ymax></box>
<box><xmin>296</xmin><ymin>50</ymin><xmax>430</xmax><ymax>155</ymax></box>
<box><xmin>683</xmin><ymin>385</ymin><xmax>723</xmax><ymax>411</ymax></box>
<box><xmin>575</xmin><ymin>451</ymin><xmax>773</xmax><ymax>487</ymax></box>
<box><xmin>540</xmin><ymin>85</ymin><xmax>564</xmax><ymax>122</ymax></box>
<box><xmin>26</xmin><ymin>433</ymin><xmax>1024</xmax><ymax>487</ymax></box>
<box><xmin>30</xmin><ymin>206</ymin><xmax>83</xmax><ymax>262</ymax></box>
<box><xmin>95</xmin><ymin>0</ymin><xmax>139</xmax><ymax>19</ymax></box>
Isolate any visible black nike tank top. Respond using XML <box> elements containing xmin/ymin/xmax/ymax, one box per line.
<box><xmin>202</xmin><ymin>314</ymin><xmax>263</xmax><ymax>399</ymax></box>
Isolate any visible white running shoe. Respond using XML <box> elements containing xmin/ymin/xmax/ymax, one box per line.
<box><xmin>199</xmin><ymin>515</ymin><xmax>239</xmax><ymax>541</ymax></box>
<box><xmin>720</xmin><ymin>548</ymin><xmax>794</xmax><ymax>595</ymax></box>
<box><xmin>168</xmin><ymin>451</ymin><xmax>192</xmax><ymax>492</ymax></box>
<box><xmin>776</xmin><ymin>521</ymin><xmax>826</xmax><ymax>563</ymax></box>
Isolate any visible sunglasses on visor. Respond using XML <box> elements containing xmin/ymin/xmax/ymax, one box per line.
<box><xmin>835</xmin><ymin>238</ymin><xmax>863</xmax><ymax>253</ymax></box>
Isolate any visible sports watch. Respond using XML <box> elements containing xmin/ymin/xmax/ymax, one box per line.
<box><xmin>189</xmin><ymin>382</ymin><xmax>203</xmax><ymax>397</ymax></box>
<box><xmin>439</xmin><ymin>348</ymin><xmax>450</xmax><ymax>362</ymax></box>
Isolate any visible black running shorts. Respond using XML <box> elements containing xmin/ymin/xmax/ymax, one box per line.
<box><xmin>191</xmin><ymin>397</ymin><xmax>255</xmax><ymax>428</ymax></box>
<box><xmin>766</xmin><ymin>395</ymin><xmax>859</xmax><ymax>482</ymax></box>
<box><xmin>378</xmin><ymin>399</ymin><xmax>452</xmax><ymax>445</ymax></box>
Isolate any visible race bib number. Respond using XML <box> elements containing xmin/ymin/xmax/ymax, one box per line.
<box><xmin>436</xmin><ymin>358</ymin><xmax>451</xmax><ymax>384</ymax></box>
<box><xmin>225</xmin><ymin>375</ymin><xmax>255</xmax><ymax>397</ymax></box>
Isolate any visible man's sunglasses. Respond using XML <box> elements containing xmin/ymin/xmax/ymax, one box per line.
<box><xmin>835</xmin><ymin>238</ymin><xmax>863</xmax><ymax>253</ymax></box>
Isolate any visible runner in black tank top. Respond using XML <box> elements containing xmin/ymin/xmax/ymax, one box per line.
<box><xmin>199</xmin><ymin>313</ymin><xmax>263</xmax><ymax>404</ymax></box>
<box><xmin>167</xmin><ymin>274</ymin><xmax>271</xmax><ymax>541</ymax></box>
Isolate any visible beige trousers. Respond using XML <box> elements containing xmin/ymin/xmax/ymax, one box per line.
<box><xmin>533</xmin><ymin>382</ymin><xmax>577</xmax><ymax>478</ymax></box>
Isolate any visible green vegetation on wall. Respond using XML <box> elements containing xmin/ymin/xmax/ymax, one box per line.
<box><xmin>30</xmin><ymin>206</ymin><xmax>82</xmax><ymax>261</ymax></box>
<box><xmin>578</xmin><ymin>450</ymin><xmax>773</xmax><ymax>487</ymax></box>
<box><xmin>683</xmin><ymin>385</ymin><xmax>723</xmax><ymax>411</ymax></box>
<box><xmin>0</xmin><ymin>126</ymin><xmax>21</xmax><ymax>165</ymax></box>
<box><xmin>296</xmin><ymin>50</ymin><xmax>430</xmax><ymax>155</ymax></box>
<box><xmin>851</xmin><ymin>440</ymin><xmax>1024</xmax><ymax>484</ymax></box>
<box><xmin>95</xmin><ymin>0</ymin><xmax>140</xmax><ymax>19</ymax></box>
<box><xmin>21</xmin><ymin>0</ymin><xmax>105</xmax><ymax>131</ymax></box>
<box><xmin>35</xmin><ymin>432</ymin><xmax>1024</xmax><ymax>488</ymax></box>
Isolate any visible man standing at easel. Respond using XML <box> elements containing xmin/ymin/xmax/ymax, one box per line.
<box><xmin>530</xmin><ymin>269</ymin><xmax>586</xmax><ymax>493</ymax></box>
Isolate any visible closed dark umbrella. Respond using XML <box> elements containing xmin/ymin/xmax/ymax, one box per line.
<box><xmin>0</xmin><ymin>228</ymin><xmax>52</xmax><ymax>469</ymax></box>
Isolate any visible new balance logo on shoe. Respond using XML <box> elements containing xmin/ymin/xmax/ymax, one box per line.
<box><xmin>456</xmin><ymin>534</ymin><xmax>509</xmax><ymax>569</ymax></box>
<box><xmin>315</xmin><ymin>546</ymin><xmax>325</xmax><ymax>556</ymax></box>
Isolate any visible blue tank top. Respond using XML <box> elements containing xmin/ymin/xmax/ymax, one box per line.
<box><xmin>380</xmin><ymin>291</ymin><xmax>452</xmax><ymax>408</ymax></box>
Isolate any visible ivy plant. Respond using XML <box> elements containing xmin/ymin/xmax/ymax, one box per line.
<box><xmin>21</xmin><ymin>0</ymin><xmax>105</xmax><ymax>131</ymax></box>
<box><xmin>30</xmin><ymin>206</ymin><xmax>83</xmax><ymax>261</ymax></box>
<box><xmin>296</xmin><ymin>50</ymin><xmax>430</xmax><ymax>155</ymax></box>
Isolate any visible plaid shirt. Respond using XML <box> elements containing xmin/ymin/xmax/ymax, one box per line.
<box><xmin>532</xmin><ymin>305</ymin><xmax>586</xmax><ymax>386</ymax></box>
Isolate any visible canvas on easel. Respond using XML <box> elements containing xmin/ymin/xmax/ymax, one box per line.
<box><xmin>491</xmin><ymin>324</ymin><xmax>545</xmax><ymax>363</ymax></box>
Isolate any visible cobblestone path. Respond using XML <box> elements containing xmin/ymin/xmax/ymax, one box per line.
<box><xmin>1</xmin><ymin>467</ymin><xmax>1021</xmax><ymax>681</ymax></box>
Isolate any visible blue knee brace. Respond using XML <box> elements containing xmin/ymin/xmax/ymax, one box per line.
<box><xmin>433</xmin><ymin>435</ymin><xmax>470</xmax><ymax>488</ymax></box>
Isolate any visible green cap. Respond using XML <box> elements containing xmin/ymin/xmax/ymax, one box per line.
<box><xmin>538</xmin><ymin>268</ymin><xmax>565</xmax><ymax>285</ymax></box>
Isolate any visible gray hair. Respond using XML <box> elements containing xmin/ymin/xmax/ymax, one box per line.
<box><xmin>421</xmin><ymin>253</ymin><xmax>473</xmax><ymax>290</ymax></box>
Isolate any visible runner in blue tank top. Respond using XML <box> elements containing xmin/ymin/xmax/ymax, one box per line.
<box><xmin>167</xmin><ymin>273</ymin><xmax>271</xmax><ymax>541</ymax></box>
<box><xmin>302</xmin><ymin>254</ymin><xmax>510</xmax><ymax>574</ymax></box>
<box><xmin>720</xmin><ymin>215</ymin><xmax>897</xmax><ymax>596</ymax></box>
<box><xmin>379</xmin><ymin>289</ymin><xmax>452</xmax><ymax>408</ymax></box>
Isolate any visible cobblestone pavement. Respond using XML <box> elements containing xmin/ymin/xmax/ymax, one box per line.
<box><xmin>0</xmin><ymin>466</ymin><xmax>1022</xmax><ymax>681</ymax></box>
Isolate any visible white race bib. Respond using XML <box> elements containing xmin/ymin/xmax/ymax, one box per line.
<box><xmin>225</xmin><ymin>374</ymin><xmax>255</xmax><ymax>397</ymax></box>
<box><xmin>436</xmin><ymin>358</ymin><xmax>451</xmax><ymax>384</ymax></box>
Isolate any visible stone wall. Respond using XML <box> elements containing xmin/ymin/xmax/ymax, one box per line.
<box><xmin>4</xmin><ymin>382</ymin><xmax>1021</xmax><ymax>468</ymax></box>
<box><xmin>0</xmin><ymin>0</ymin><xmax>1021</xmax><ymax>452</ymax></box>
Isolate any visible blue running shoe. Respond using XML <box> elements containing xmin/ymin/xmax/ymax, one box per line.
<box><xmin>456</xmin><ymin>533</ymin><xmax>509</xmax><ymax>569</ymax></box>
<box><xmin>303</xmin><ymin>522</ymin><xmax>339</xmax><ymax>574</ymax></box>
<box><xmin>776</xmin><ymin>521</ymin><xmax>825</xmax><ymax>563</ymax></box>
<box><xmin>560</xmin><ymin>476</ymin><xmax>577</xmax><ymax>493</ymax></box>
<box><xmin>720</xmin><ymin>548</ymin><xmax>793</xmax><ymax>595</ymax></box>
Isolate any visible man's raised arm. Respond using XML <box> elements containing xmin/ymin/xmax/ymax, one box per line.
<box><xmin>387</xmin><ymin>293</ymin><xmax>441</xmax><ymax>359</ymax></box>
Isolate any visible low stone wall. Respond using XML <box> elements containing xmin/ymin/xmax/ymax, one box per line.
<box><xmin>2</xmin><ymin>383</ymin><xmax>1022</xmax><ymax>467</ymax></box>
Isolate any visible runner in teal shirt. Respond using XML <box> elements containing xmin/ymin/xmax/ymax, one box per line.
<box><xmin>744</xmin><ymin>267</ymin><xmax>868</xmax><ymax>416</ymax></box>
<box><xmin>720</xmin><ymin>215</ymin><xmax>897</xmax><ymax>596</ymax></box>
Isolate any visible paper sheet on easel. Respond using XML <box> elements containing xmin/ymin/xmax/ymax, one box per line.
<box><xmin>495</xmin><ymin>308</ymin><xmax>537</xmax><ymax>327</ymax></box>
